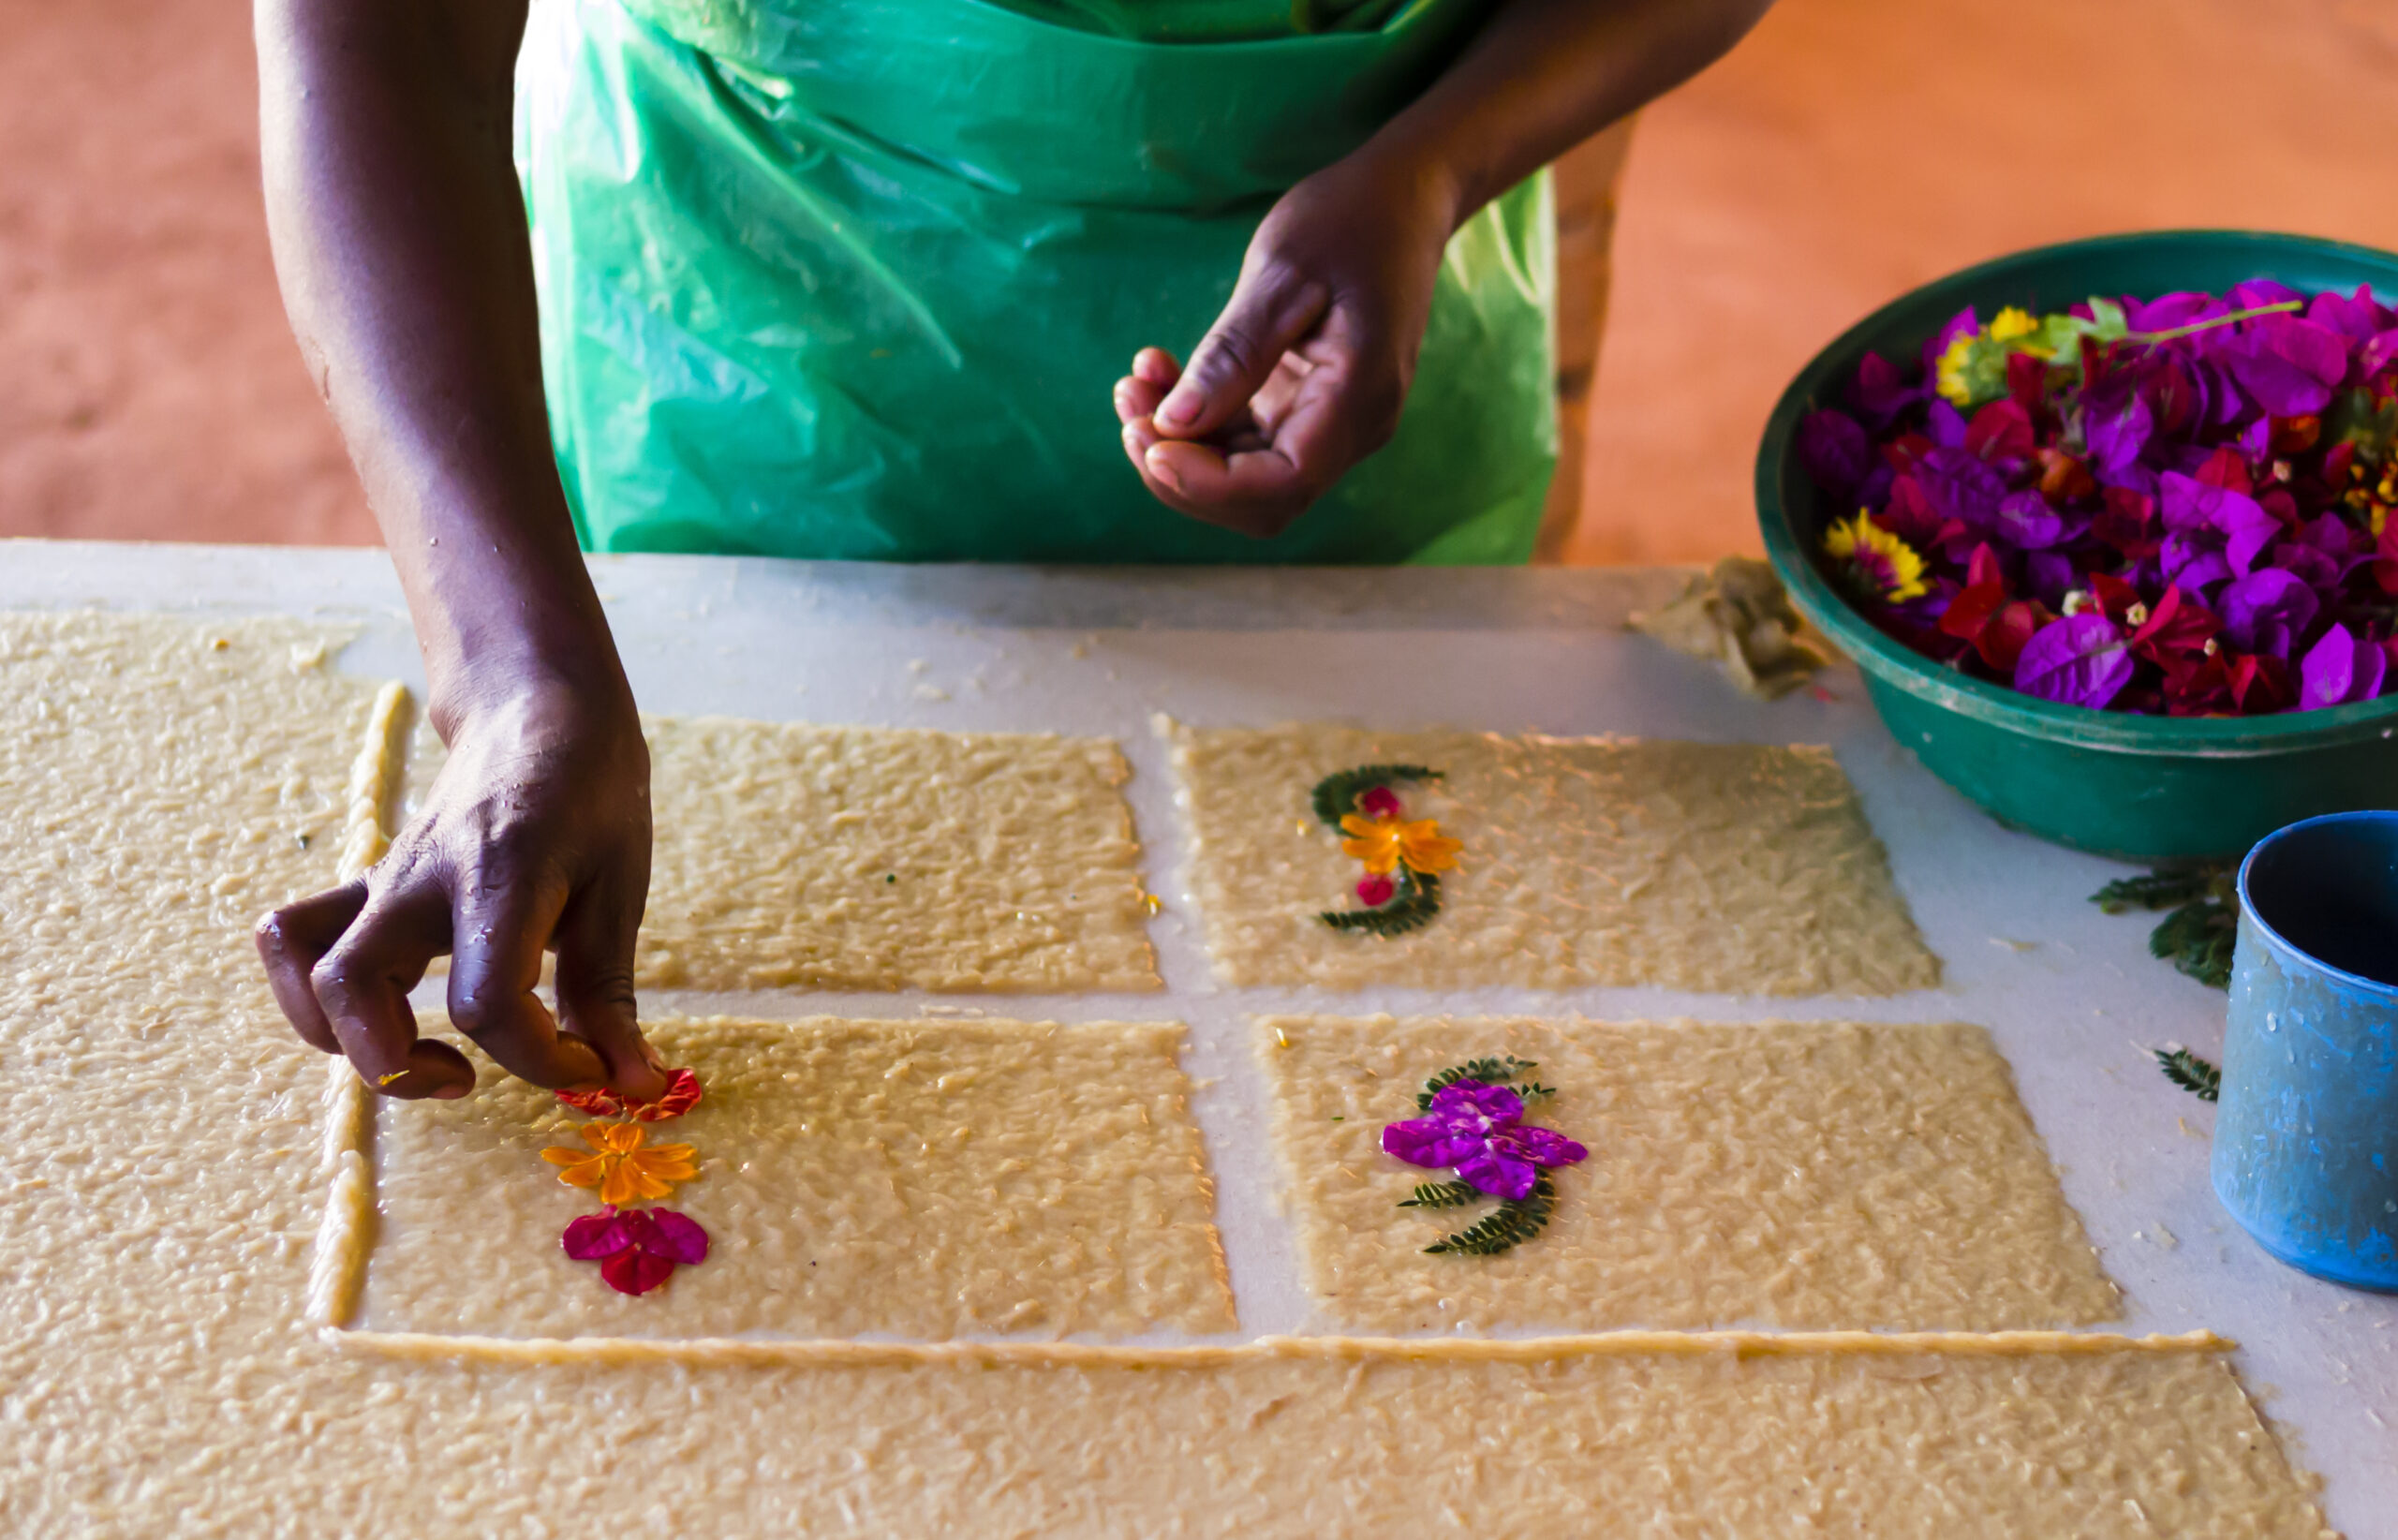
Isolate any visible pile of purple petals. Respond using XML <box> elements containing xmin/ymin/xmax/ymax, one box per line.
<box><xmin>1798</xmin><ymin>281</ymin><xmax>2398</xmax><ymax>715</ymax></box>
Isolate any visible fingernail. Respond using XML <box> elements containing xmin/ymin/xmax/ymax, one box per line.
<box><xmin>1146</xmin><ymin>449</ymin><xmax>1182</xmax><ymax>493</ymax></box>
<box><xmin>641</xmin><ymin>1041</ymin><xmax>667</xmax><ymax>1072</ymax></box>
<box><xmin>1159</xmin><ymin>392</ymin><xmax>1197</xmax><ymax>427</ymax></box>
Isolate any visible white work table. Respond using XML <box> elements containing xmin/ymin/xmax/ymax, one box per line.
<box><xmin>4</xmin><ymin>539</ymin><xmax>2390</xmax><ymax>1534</ymax></box>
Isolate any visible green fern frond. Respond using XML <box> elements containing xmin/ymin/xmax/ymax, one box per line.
<box><xmin>2154</xmin><ymin>1046</ymin><xmax>2222</xmax><ymax>1103</ymax></box>
<box><xmin>1322</xmin><ymin>868</ymin><xmax>1442</xmax><ymax>937</ymax></box>
<box><xmin>1425</xmin><ymin>1175</ymin><xmax>1557</xmax><ymax>1256</ymax></box>
<box><xmin>1398</xmin><ymin>1180</ymin><xmax>1482</xmax><ymax>1209</ymax></box>
<box><xmin>2091</xmin><ymin>867</ymin><xmax>2218</xmax><ymax>914</ymax></box>
<box><xmin>1416</xmin><ymin>1055</ymin><xmax>1537</xmax><ymax>1109</ymax></box>
<box><xmin>1309</xmin><ymin>763</ymin><xmax>1443</xmax><ymax>829</ymax></box>
<box><xmin>2092</xmin><ymin>864</ymin><xmax>2236</xmax><ymax>990</ymax></box>
<box><xmin>2151</xmin><ymin>899</ymin><xmax>2237</xmax><ymax>989</ymax></box>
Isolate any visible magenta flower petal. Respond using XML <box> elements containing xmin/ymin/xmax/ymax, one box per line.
<box><xmin>1995</xmin><ymin>490</ymin><xmax>2069</xmax><ymax>550</ymax></box>
<box><xmin>1355</xmin><ymin>785</ymin><xmax>1402</xmax><ymax>819</ymax></box>
<box><xmin>1502</xmin><ymin>1127</ymin><xmax>1590</xmax><ymax>1169</ymax></box>
<box><xmin>1426</xmin><ymin>1079</ymin><xmax>1526</xmax><ymax>1125</ymax></box>
<box><xmin>600</xmin><ymin>1249</ymin><xmax>677</xmax><ymax>1296</ymax></box>
<box><xmin>644</xmin><ymin>1208</ymin><xmax>710</xmax><ymax>1266</ymax></box>
<box><xmin>2227</xmin><ymin>314</ymin><xmax>2349</xmax><ymax>417</ymax></box>
<box><xmin>2015</xmin><ymin>614</ymin><xmax>2135</xmax><ymax>709</ymax></box>
<box><xmin>562</xmin><ymin>1208</ymin><xmax>635</xmax><ymax>1261</ymax></box>
<box><xmin>1455</xmin><ymin>1149</ymin><xmax>1540</xmax><ymax>1202</ymax></box>
<box><xmin>2218</xmin><ymin>568</ymin><xmax>2320</xmax><ymax>660</ymax></box>
<box><xmin>2299</xmin><ymin>624</ymin><xmax>2387</xmax><ymax>710</ymax></box>
<box><xmin>1382</xmin><ymin>1117</ymin><xmax>1487</xmax><ymax>1171</ymax></box>
<box><xmin>1798</xmin><ymin>409</ymin><xmax>1874</xmax><ymax>499</ymax></box>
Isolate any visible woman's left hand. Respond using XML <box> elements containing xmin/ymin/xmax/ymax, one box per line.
<box><xmin>1114</xmin><ymin>150</ymin><xmax>1458</xmax><ymax>540</ymax></box>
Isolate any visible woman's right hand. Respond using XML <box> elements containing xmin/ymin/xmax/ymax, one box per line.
<box><xmin>256</xmin><ymin>675</ymin><xmax>668</xmax><ymax>1103</ymax></box>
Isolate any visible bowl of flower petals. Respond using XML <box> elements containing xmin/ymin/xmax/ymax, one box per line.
<box><xmin>1757</xmin><ymin>230</ymin><xmax>2398</xmax><ymax>861</ymax></box>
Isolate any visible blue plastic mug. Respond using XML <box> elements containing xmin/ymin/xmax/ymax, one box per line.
<box><xmin>2213</xmin><ymin>810</ymin><xmax>2398</xmax><ymax>1291</ymax></box>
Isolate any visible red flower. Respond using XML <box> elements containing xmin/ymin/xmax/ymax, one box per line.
<box><xmin>1355</xmin><ymin>873</ymin><xmax>1396</xmax><ymax>908</ymax></box>
<box><xmin>2193</xmin><ymin>446</ymin><xmax>2252</xmax><ymax>496</ymax></box>
<box><xmin>561</xmin><ymin>1206</ymin><xmax>710</xmax><ymax>1296</ymax></box>
<box><xmin>2128</xmin><ymin>585</ymin><xmax>2222</xmax><ymax>667</ymax></box>
<box><xmin>2228</xmin><ymin>653</ymin><xmax>2294</xmax><ymax>714</ymax></box>
<box><xmin>1354</xmin><ymin>785</ymin><xmax>1403</xmax><ymax>819</ymax></box>
<box><xmin>1964</xmin><ymin>399</ymin><xmax>2035</xmax><ymax>463</ymax></box>
<box><xmin>1936</xmin><ymin>543</ymin><xmax>2044</xmax><ymax>672</ymax></box>
<box><xmin>556</xmin><ymin>1067</ymin><xmax>703</xmax><ymax>1123</ymax></box>
<box><xmin>2161</xmin><ymin>650</ymin><xmax>2233</xmax><ymax>717</ymax></box>
<box><xmin>2090</xmin><ymin>487</ymin><xmax>2160</xmax><ymax>560</ymax></box>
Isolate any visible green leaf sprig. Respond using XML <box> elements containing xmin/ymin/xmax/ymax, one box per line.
<box><xmin>2091</xmin><ymin>863</ymin><xmax>2237</xmax><ymax>990</ymax></box>
<box><xmin>1426</xmin><ymin>1175</ymin><xmax>1558</xmax><ymax>1256</ymax></box>
<box><xmin>1321</xmin><ymin>866</ymin><xmax>1442</xmax><ymax>937</ymax></box>
<box><xmin>2153</xmin><ymin>1046</ymin><xmax>2222</xmax><ymax>1103</ymax></box>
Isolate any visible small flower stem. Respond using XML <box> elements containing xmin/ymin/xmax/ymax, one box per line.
<box><xmin>2126</xmin><ymin>300</ymin><xmax>2302</xmax><ymax>345</ymax></box>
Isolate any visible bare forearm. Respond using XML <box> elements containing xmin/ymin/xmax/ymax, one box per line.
<box><xmin>256</xmin><ymin>0</ymin><xmax>626</xmax><ymax>733</ymax></box>
<box><xmin>1372</xmin><ymin>0</ymin><xmax>1774</xmax><ymax>229</ymax></box>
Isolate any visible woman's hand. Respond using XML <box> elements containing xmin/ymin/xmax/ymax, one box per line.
<box><xmin>1114</xmin><ymin>149</ymin><xmax>1458</xmax><ymax>539</ymax></box>
<box><xmin>256</xmin><ymin>675</ymin><xmax>668</xmax><ymax>1103</ymax></box>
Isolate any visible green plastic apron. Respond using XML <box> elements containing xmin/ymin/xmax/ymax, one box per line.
<box><xmin>514</xmin><ymin>0</ymin><xmax>1558</xmax><ymax>563</ymax></box>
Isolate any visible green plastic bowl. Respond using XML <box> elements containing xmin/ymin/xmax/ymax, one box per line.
<box><xmin>1756</xmin><ymin>230</ymin><xmax>2398</xmax><ymax>863</ymax></box>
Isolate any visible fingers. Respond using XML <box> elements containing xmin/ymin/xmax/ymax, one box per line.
<box><xmin>446</xmin><ymin>862</ymin><xmax>608</xmax><ymax>1091</ymax></box>
<box><xmin>309</xmin><ymin>878</ymin><xmax>475</xmax><ymax>1100</ymax></box>
<box><xmin>1154</xmin><ymin>271</ymin><xmax>1329</xmax><ymax>440</ymax></box>
<box><xmin>554</xmin><ymin>875</ymin><xmax>667</xmax><ymax>1102</ymax></box>
<box><xmin>1147</xmin><ymin>346</ymin><xmax>1381</xmax><ymax>538</ymax></box>
<box><xmin>257</xmin><ymin>881</ymin><xmax>368</xmax><ymax>1054</ymax></box>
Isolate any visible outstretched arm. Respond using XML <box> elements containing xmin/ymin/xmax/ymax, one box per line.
<box><xmin>253</xmin><ymin>0</ymin><xmax>666</xmax><ymax>1102</ymax></box>
<box><xmin>1117</xmin><ymin>0</ymin><xmax>1775</xmax><ymax>537</ymax></box>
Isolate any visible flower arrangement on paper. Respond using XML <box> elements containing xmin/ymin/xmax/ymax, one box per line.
<box><xmin>1310</xmin><ymin>764</ymin><xmax>1460</xmax><ymax>937</ymax></box>
<box><xmin>540</xmin><ymin>1069</ymin><xmax>710</xmax><ymax>1296</ymax></box>
<box><xmin>1381</xmin><ymin>1057</ymin><xmax>1587</xmax><ymax>1256</ymax></box>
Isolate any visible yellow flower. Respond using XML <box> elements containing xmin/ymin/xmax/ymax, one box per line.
<box><xmin>1823</xmin><ymin>512</ymin><xmax>1929</xmax><ymax>605</ymax></box>
<box><xmin>1989</xmin><ymin>306</ymin><xmax>2039</xmax><ymax>344</ymax></box>
<box><xmin>541</xmin><ymin>1121</ymin><xmax>699</xmax><ymax>1207</ymax></box>
<box><xmin>1340</xmin><ymin>813</ymin><xmax>1463</xmax><ymax>876</ymax></box>
<box><xmin>1933</xmin><ymin>330</ymin><xmax>1978</xmax><ymax>407</ymax></box>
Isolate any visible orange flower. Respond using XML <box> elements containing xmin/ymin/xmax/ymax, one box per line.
<box><xmin>1339</xmin><ymin>813</ymin><xmax>1463</xmax><ymax>877</ymax></box>
<box><xmin>540</xmin><ymin>1122</ymin><xmax>699</xmax><ymax>1207</ymax></box>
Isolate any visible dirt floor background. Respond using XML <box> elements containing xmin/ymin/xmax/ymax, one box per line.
<box><xmin>3</xmin><ymin>0</ymin><xmax>2395</xmax><ymax>562</ymax></box>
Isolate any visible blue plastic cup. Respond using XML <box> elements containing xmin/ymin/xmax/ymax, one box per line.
<box><xmin>2213</xmin><ymin>810</ymin><xmax>2398</xmax><ymax>1291</ymax></box>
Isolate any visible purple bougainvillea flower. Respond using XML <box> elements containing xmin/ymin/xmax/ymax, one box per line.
<box><xmin>1916</xmin><ymin>446</ymin><xmax>2006</xmax><ymax>532</ymax></box>
<box><xmin>2082</xmin><ymin>374</ymin><xmax>2154</xmax><ymax>473</ymax></box>
<box><xmin>2127</xmin><ymin>290</ymin><xmax>2228</xmax><ymax>339</ymax></box>
<box><xmin>1849</xmin><ymin>350</ymin><xmax>1919</xmax><ymax>425</ymax></box>
<box><xmin>1995</xmin><ymin>489</ymin><xmax>2070</xmax><ymax>550</ymax></box>
<box><xmin>2228</xmin><ymin>278</ymin><xmax>2306</xmax><ymax>311</ymax></box>
<box><xmin>2307</xmin><ymin>285</ymin><xmax>2392</xmax><ymax>343</ymax></box>
<box><xmin>560</xmin><ymin>1205</ymin><xmax>710</xmax><ymax>1296</ymax></box>
<box><xmin>2015</xmin><ymin>613</ymin><xmax>2136</xmax><ymax>709</ymax></box>
<box><xmin>2025</xmin><ymin>552</ymin><xmax>2077</xmax><ymax>607</ymax></box>
<box><xmin>1925</xmin><ymin>398</ymin><xmax>1968</xmax><ymax>449</ymax></box>
<box><xmin>2160</xmin><ymin>471</ymin><xmax>2278</xmax><ymax>594</ymax></box>
<box><xmin>2225</xmin><ymin>314</ymin><xmax>2350</xmax><ymax>417</ymax></box>
<box><xmin>2217</xmin><ymin>568</ymin><xmax>2320</xmax><ymax>660</ymax></box>
<box><xmin>1382</xmin><ymin>1080</ymin><xmax>1588</xmax><ymax>1203</ymax></box>
<box><xmin>1798</xmin><ymin>408</ymin><xmax>1875</xmax><ymax>499</ymax></box>
<box><xmin>2299</xmin><ymin>624</ymin><xmax>2390</xmax><ymax>710</ymax></box>
<box><xmin>2360</xmin><ymin>329</ymin><xmax>2398</xmax><ymax>381</ymax></box>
